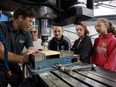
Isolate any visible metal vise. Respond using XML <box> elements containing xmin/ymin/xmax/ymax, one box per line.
<box><xmin>27</xmin><ymin>50</ymin><xmax>79</xmax><ymax>74</ymax></box>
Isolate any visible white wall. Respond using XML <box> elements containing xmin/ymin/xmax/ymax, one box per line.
<box><xmin>48</xmin><ymin>24</ymin><xmax>98</xmax><ymax>45</ymax></box>
<box><xmin>48</xmin><ymin>19</ymin><xmax>116</xmax><ymax>46</ymax></box>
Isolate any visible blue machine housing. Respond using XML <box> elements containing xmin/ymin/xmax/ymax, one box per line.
<box><xmin>27</xmin><ymin>51</ymin><xmax>78</xmax><ymax>74</ymax></box>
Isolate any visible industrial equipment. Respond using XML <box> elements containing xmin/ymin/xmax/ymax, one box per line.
<box><xmin>36</xmin><ymin>0</ymin><xmax>94</xmax><ymax>49</ymax></box>
<box><xmin>0</xmin><ymin>0</ymin><xmax>94</xmax><ymax>49</ymax></box>
<box><xmin>27</xmin><ymin>50</ymin><xmax>75</xmax><ymax>73</ymax></box>
<box><xmin>1</xmin><ymin>0</ymin><xmax>116</xmax><ymax>87</ymax></box>
<box><xmin>26</xmin><ymin>50</ymin><xmax>116</xmax><ymax>87</ymax></box>
<box><xmin>31</xmin><ymin>67</ymin><xmax>116</xmax><ymax>87</ymax></box>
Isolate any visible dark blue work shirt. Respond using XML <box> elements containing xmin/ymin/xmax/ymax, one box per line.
<box><xmin>0</xmin><ymin>21</ymin><xmax>33</xmax><ymax>54</ymax></box>
<box><xmin>0</xmin><ymin>21</ymin><xmax>33</xmax><ymax>70</ymax></box>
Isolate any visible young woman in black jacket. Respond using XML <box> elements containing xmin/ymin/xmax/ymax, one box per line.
<box><xmin>71</xmin><ymin>22</ymin><xmax>92</xmax><ymax>63</ymax></box>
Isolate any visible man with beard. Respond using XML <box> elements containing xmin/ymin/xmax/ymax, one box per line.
<box><xmin>0</xmin><ymin>6</ymin><xmax>37</xmax><ymax>87</ymax></box>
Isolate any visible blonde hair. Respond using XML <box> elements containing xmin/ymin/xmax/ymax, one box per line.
<box><xmin>29</xmin><ymin>26</ymin><xmax>37</xmax><ymax>31</ymax></box>
<box><xmin>96</xmin><ymin>18</ymin><xmax>116</xmax><ymax>35</ymax></box>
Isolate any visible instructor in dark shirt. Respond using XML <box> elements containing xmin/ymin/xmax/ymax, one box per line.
<box><xmin>0</xmin><ymin>7</ymin><xmax>36</xmax><ymax>87</ymax></box>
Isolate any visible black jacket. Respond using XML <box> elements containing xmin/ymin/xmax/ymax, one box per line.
<box><xmin>48</xmin><ymin>35</ymin><xmax>71</xmax><ymax>51</ymax></box>
<box><xmin>71</xmin><ymin>36</ymin><xmax>92</xmax><ymax>63</ymax></box>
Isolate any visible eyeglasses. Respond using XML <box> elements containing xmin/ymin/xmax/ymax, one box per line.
<box><xmin>95</xmin><ymin>23</ymin><xmax>106</xmax><ymax>28</ymax></box>
<box><xmin>95</xmin><ymin>25</ymin><xmax>102</xmax><ymax>28</ymax></box>
<box><xmin>30</xmin><ymin>31</ymin><xmax>37</xmax><ymax>34</ymax></box>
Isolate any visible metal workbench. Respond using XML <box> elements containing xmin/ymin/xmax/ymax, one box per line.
<box><xmin>32</xmin><ymin>67</ymin><xmax>116</xmax><ymax>87</ymax></box>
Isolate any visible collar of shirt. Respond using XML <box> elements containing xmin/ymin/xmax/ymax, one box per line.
<box><xmin>8</xmin><ymin>21</ymin><xmax>25</xmax><ymax>34</ymax></box>
<box><xmin>54</xmin><ymin>35</ymin><xmax>64</xmax><ymax>43</ymax></box>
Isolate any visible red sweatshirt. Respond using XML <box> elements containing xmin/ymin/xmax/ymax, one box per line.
<box><xmin>91</xmin><ymin>33</ymin><xmax>116</xmax><ymax>71</ymax></box>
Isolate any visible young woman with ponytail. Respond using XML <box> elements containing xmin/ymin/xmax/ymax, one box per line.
<box><xmin>91</xmin><ymin>18</ymin><xmax>116</xmax><ymax>71</ymax></box>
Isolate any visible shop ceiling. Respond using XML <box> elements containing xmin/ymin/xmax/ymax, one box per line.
<box><xmin>1</xmin><ymin>0</ymin><xmax>116</xmax><ymax>18</ymax></box>
<box><xmin>94</xmin><ymin>0</ymin><xmax>116</xmax><ymax>16</ymax></box>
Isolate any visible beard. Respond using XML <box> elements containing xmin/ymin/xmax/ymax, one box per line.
<box><xmin>18</xmin><ymin>22</ymin><xmax>25</xmax><ymax>31</ymax></box>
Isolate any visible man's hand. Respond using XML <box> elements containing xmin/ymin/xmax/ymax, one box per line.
<box><xmin>26</xmin><ymin>49</ymin><xmax>36</xmax><ymax>55</ymax></box>
<box><xmin>21</xmin><ymin>49</ymin><xmax>39</xmax><ymax>63</ymax></box>
<box><xmin>0</xmin><ymin>42</ymin><xmax>39</xmax><ymax>63</ymax></box>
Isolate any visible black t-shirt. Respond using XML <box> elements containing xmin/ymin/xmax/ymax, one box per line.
<box><xmin>0</xmin><ymin>21</ymin><xmax>33</xmax><ymax>71</ymax></box>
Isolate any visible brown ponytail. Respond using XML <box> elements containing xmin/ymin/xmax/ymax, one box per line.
<box><xmin>96</xmin><ymin>18</ymin><xmax>116</xmax><ymax>35</ymax></box>
<box><xmin>107</xmin><ymin>22</ymin><xmax>116</xmax><ymax>35</ymax></box>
